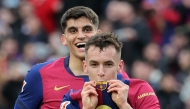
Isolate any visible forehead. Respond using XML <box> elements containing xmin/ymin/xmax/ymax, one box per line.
<box><xmin>86</xmin><ymin>46</ymin><xmax>117</xmax><ymax>60</ymax></box>
<box><xmin>66</xmin><ymin>16</ymin><xmax>94</xmax><ymax>29</ymax></box>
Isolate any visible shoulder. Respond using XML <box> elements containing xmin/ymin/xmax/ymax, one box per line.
<box><xmin>28</xmin><ymin>57</ymin><xmax>65</xmax><ymax>74</ymax></box>
<box><xmin>128</xmin><ymin>78</ymin><xmax>160</xmax><ymax>109</ymax></box>
<box><xmin>129</xmin><ymin>78</ymin><xmax>155</xmax><ymax>93</ymax></box>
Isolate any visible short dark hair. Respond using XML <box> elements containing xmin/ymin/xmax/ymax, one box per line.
<box><xmin>85</xmin><ymin>33</ymin><xmax>123</xmax><ymax>55</ymax></box>
<box><xmin>60</xmin><ymin>6</ymin><xmax>99</xmax><ymax>33</ymax></box>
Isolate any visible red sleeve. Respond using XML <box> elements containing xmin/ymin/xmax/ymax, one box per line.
<box><xmin>128</xmin><ymin>79</ymin><xmax>160</xmax><ymax>109</ymax></box>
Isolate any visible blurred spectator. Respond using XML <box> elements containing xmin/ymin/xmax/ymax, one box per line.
<box><xmin>33</xmin><ymin>42</ymin><xmax>51</xmax><ymax>63</ymax></box>
<box><xmin>131</xmin><ymin>59</ymin><xmax>162</xmax><ymax>91</ymax></box>
<box><xmin>1</xmin><ymin>61</ymin><xmax>30</xmax><ymax>109</ymax></box>
<box><xmin>28</xmin><ymin>0</ymin><xmax>64</xmax><ymax>34</ymax></box>
<box><xmin>21</xmin><ymin>42</ymin><xmax>36</xmax><ymax>65</ymax></box>
<box><xmin>180</xmin><ymin>74</ymin><xmax>190</xmax><ymax>109</ymax></box>
<box><xmin>105</xmin><ymin>1</ymin><xmax>151</xmax><ymax>74</ymax></box>
<box><xmin>143</xmin><ymin>43</ymin><xmax>161</xmax><ymax>68</ymax></box>
<box><xmin>47</xmin><ymin>31</ymin><xmax>69</xmax><ymax>61</ymax></box>
<box><xmin>142</xmin><ymin>43</ymin><xmax>164</xmax><ymax>90</ymax></box>
<box><xmin>0</xmin><ymin>7</ymin><xmax>14</xmax><ymax>40</ymax></box>
<box><xmin>174</xmin><ymin>0</ymin><xmax>190</xmax><ymax>25</ymax></box>
<box><xmin>20</xmin><ymin>16</ymin><xmax>47</xmax><ymax>43</ymax></box>
<box><xmin>176</xmin><ymin>47</ymin><xmax>190</xmax><ymax>84</ymax></box>
<box><xmin>156</xmin><ymin>73</ymin><xmax>185</xmax><ymax>109</ymax></box>
<box><xmin>142</xmin><ymin>0</ymin><xmax>181</xmax><ymax>45</ymax></box>
<box><xmin>131</xmin><ymin>59</ymin><xmax>152</xmax><ymax>81</ymax></box>
<box><xmin>18</xmin><ymin>1</ymin><xmax>35</xmax><ymax>19</ymax></box>
<box><xmin>99</xmin><ymin>18</ymin><xmax>113</xmax><ymax>33</ymax></box>
<box><xmin>21</xmin><ymin>42</ymin><xmax>51</xmax><ymax>64</ymax></box>
<box><xmin>161</xmin><ymin>43</ymin><xmax>180</xmax><ymax>75</ymax></box>
<box><xmin>0</xmin><ymin>37</ymin><xmax>19</xmax><ymax>62</ymax></box>
<box><xmin>160</xmin><ymin>25</ymin><xmax>190</xmax><ymax>76</ymax></box>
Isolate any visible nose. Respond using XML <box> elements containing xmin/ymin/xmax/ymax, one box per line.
<box><xmin>98</xmin><ymin>66</ymin><xmax>105</xmax><ymax>77</ymax></box>
<box><xmin>77</xmin><ymin>31</ymin><xmax>86</xmax><ymax>40</ymax></box>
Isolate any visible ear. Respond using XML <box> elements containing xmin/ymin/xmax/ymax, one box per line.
<box><xmin>118</xmin><ymin>60</ymin><xmax>124</xmax><ymax>73</ymax></box>
<box><xmin>61</xmin><ymin>34</ymin><xmax>67</xmax><ymax>45</ymax></box>
<box><xmin>97</xmin><ymin>29</ymin><xmax>102</xmax><ymax>34</ymax></box>
<box><xmin>82</xmin><ymin>60</ymin><xmax>88</xmax><ymax>74</ymax></box>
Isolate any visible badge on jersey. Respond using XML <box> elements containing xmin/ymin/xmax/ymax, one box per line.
<box><xmin>60</xmin><ymin>101</ymin><xmax>70</xmax><ymax>109</ymax></box>
<box><xmin>21</xmin><ymin>80</ymin><xmax>27</xmax><ymax>93</ymax></box>
<box><xmin>96</xmin><ymin>81</ymin><xmax>108</xmax><ymax>91</ymax></box>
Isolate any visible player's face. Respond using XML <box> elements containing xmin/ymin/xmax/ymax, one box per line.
<box><xmin>61</xmin><ymin>16</ymin><xmax>101</xmax><ymax>59</ymax></box>
<box><xmin>83</xmin><ymin>45</ymin><xmax>124</xmax><ymax>81</ymax></box>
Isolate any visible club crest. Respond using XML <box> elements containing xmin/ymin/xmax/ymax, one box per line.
<box><xmin>96</xmin><ymin>81</ymin><xmax>108</xmax><ymax>91</ymax></box>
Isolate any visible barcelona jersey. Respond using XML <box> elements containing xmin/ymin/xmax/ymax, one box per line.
<box><xmin>14</xmin><ymin>56</ymin><xmax>129</xmax><ymax>109</ymax></box>
<box><xmin>61</xmin><ymin>79</ymin><xmax>160</xmax><ymax>109</ymax></box>
<box><xmin>61</xmin><ymin>79</ymin><xmax>130</xmax><ymax>109</ymax></box>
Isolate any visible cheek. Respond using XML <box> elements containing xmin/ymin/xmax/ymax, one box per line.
<box><xmin>86</xmin><ymin>33</ymin><xmax>96</xmax><ymax>38</ymax></box>
<box><xmin>105</xmin><ymin>69</ymin><xmax>118</xmax><ymax>79</ymax></box>
<box><xmin>88</xmin><ymin>73</ymin><xmax>97</xmax><ymax>81</ymax></box>
<box><xmin>86</xmin><ymin>68</ymin><xmax>97</xmax><ymax>80</ymax></box>
<box><xmin>66</xmin><ymin>34</ymin><xmax>76</xmax><ymax>41</ymax></box>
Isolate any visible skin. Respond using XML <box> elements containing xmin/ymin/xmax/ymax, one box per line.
<box><xmin>61</xmin><ymin>16</ymin><xmax>101</xmax><ymax>76</ymax></box>
<box><xmin>81</xmin><ymin>45</ymin><xmax>132</xmax><ymax>109</ymax></box>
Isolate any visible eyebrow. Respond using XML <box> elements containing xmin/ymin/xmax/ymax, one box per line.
<box><xmin>67</xmin><ymin>26</ymin><xmax>76</xmax><ymax>31</ymax></box>
<box><xmin>67</xmin><ymin>25</ymin><xmax>94</xmax><ymax>31</ymax></box>
<box><xmin>89</xmin><ymin>60</ymin><xmax>97</xmax><ymax>63</ymax></box>
<box><xmin>83</xmin><ymin>25</ymin><xmax>93</xmax><ymax>29</ymax></box>
<box><xmin>89</xmin><ymin>60</ymin><xmax>114</xmax><ymax>63</ymax></box>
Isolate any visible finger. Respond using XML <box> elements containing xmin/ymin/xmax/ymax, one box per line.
<box><xmin>83</xmin><ymin>84</ymin><xmax>96</xmax><ymax>92</ymax></box>
<box><xmin>107</xmin><ymin>87</ymin><xmax>120</xmax><ymax>93</ymax></box>
<box><xmin>83</xmin><ymin>81</ymin><xmax>96</xmax><ymax>88</ymax></box>
<box><xmin>108</xmin><ymin>81</ymin><xmax>124</xmax><ymax>89</ymax></box>
<box><xmin>81</xmin><ymin>87</ymin><xmax>98</xmax><ymax>96</ymax></box>
<box><xmin>107</xmin><ymin>83</ymin><xmax>129</xmax><ymax>93</ymax></box>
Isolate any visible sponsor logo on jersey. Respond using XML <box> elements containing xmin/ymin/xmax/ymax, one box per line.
<box><xmin>138</xmin><ymin>92</ymin><xmax>156</xmax><ymax>99</ymax></box>
<box><xmin>54</xmin><ymin>85</ymin><xmax>70</xmax><ymax>91</ymax></box>
<box><xmin>60</xmin><ymin>101</ymin><xmax>70</xmax><ymax>109</ymax></box>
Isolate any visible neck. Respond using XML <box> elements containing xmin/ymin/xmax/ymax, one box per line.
<box><xmin>69</xmin><ymin>54</ymin><xmax>87</xmax><ymax>76</ymax></box>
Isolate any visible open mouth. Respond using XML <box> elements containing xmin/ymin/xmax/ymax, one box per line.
<box><xmin>76</xmin><ymin>43</ymin><xmax>86</xmax><ymax>49</ymax></box>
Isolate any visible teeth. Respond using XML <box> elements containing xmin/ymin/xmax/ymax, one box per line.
<box><xmin>76</xmin><ymin>43</ymin><xmax>86</xmax><ymax>46</ymax></box>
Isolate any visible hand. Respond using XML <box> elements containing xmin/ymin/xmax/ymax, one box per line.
<box><xmin>107</xmin><ymin>80</ymin><xmax>130</xmax><ymax>109</ymax></box>
<box><xmin>81</xmin><ymin>81</ymin><xmax>98</xmax><ymax>109</ymax></box>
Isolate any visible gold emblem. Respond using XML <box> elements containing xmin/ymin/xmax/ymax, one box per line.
<box><xmin>95</xmin><ymin>81</ymin><xmax>108</xmax><ymax>91</ymax></box>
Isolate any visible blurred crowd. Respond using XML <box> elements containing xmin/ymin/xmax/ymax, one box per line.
<box><xmin>0</xmin><ymin>0</ymin><xmax>189</xmax><ymax>109</ymax></box>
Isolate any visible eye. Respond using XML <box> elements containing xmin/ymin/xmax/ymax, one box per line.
<box><xmin>84</xmin><ymin>27</ymin><xmax>92</xmax><ymax>32</ymax></box>
<box><xmin>90</xmin><ymin>63</ymin><xmax>98</xmax><ymax>67</ymax></box>
<box><xmin>105</xmin><ymin>63</ymin><xmax>113</xmax><ymax>67</ymax></box>
<box><xmin>69</xmin><ymin>28</ymin><xmax>77</xmax><ymax>33</ymax></box>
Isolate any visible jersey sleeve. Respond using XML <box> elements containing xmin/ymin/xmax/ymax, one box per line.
<box><xmin>60</xmin><ymin>90</ymin><xmax>80</xmax><ymax>109</ymax></box>
<box><xmin>14</xmin><ymin>64</ymin><xmax>43</xmax><ymax>109</ymax></box>
<box><xmin>129</xmin><ymin>79</ymin><xmax>160</xmax><ymax>109</ymax></box>
<box><xmin>120</xmin><ymin>70</ymin><xmax>129</xmax><ymax>79</ymax></box>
